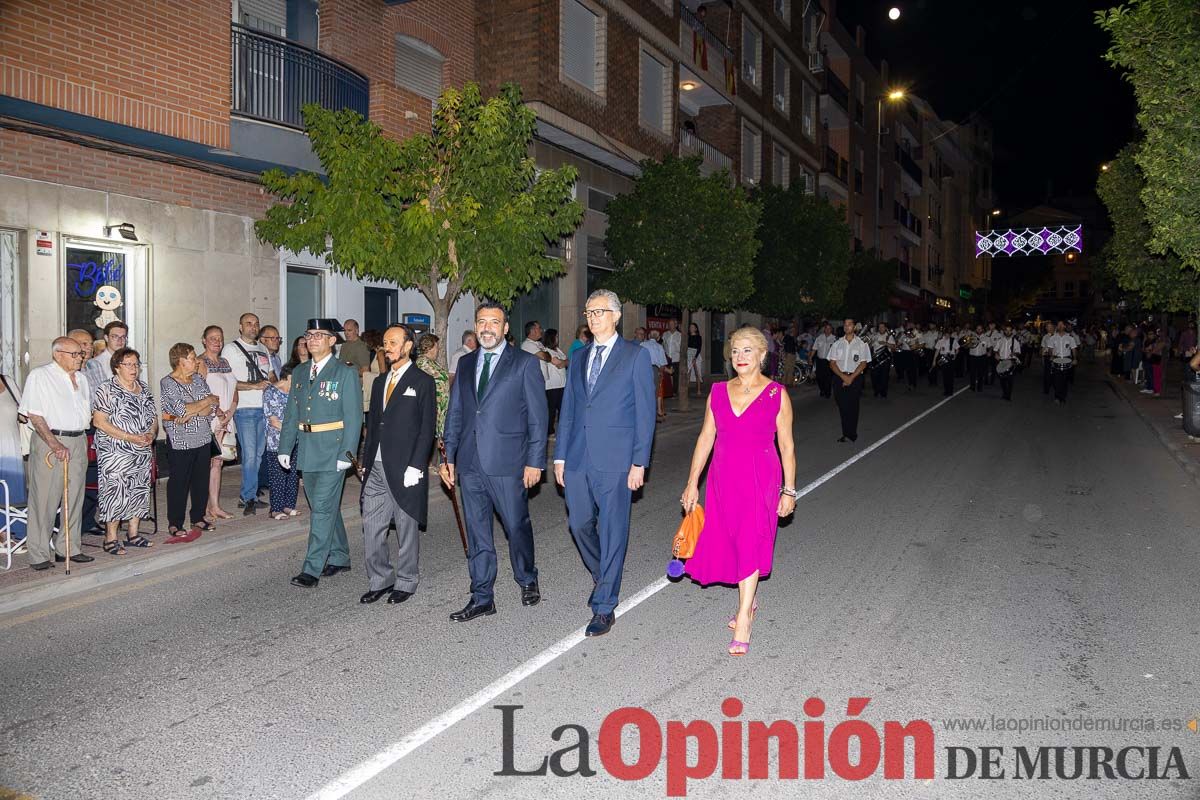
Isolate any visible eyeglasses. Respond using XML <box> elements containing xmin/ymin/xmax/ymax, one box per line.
<box><xmin>582</xmin><ymin>309</ymin><xmax>615</xmax><ymax>319</ymax></box>
<box><xmin>108</xmin><ymin>334</ymin><xmax>127</xmax><ymax>342</ymax></box>
<box><xmin>118</xmin><ymin>361</ymin><xmax>141</xmax><ymax>369</ymax></box>
<box><xmin>57</xmin><ymin>350</ymin><xmax>84</xmax><ymax>358</ymax></box>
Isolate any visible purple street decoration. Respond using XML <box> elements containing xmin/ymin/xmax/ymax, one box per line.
<box><xmin>974</xmin><ymin>225</ymin><xmax>1082</xmax><ymax>258</ymax></box>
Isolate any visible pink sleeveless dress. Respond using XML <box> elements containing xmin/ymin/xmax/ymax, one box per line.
<box><xmin>684</xmin><ymin>381</ymin><xmax>784</xmax><ymax>585</ymax></box>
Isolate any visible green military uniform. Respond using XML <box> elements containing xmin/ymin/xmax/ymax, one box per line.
<box><xmin>280</xmin><ymin>354</ymin><xmax>363</xmax><ymax>578</ymax></box>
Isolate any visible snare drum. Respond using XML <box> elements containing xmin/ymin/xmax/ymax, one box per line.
<box><xmin>996</xmin><ymin>359</ymin><xmax>1015</xmax><ymax>376</ymax></box>
<box><xmin>1051</xmin><ymin>356</ymin><xmax>1073</xmax><ymax>373</ymax></box>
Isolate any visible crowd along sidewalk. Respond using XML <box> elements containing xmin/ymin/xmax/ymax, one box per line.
<box><xmin>1103</xmin><ymin>357</ymin><xmax>1200</xmax><ymax>485</ymax></box>
<box><xmin>0</xmin><ymin>393</ymin><xmax>714</xmax><ymax>616</ymax></box>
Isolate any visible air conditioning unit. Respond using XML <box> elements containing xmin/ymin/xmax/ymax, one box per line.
<box><xmin>808</xmin><ymin>51</ymin><xmax>825</xmax><ymax>73</ymax></box>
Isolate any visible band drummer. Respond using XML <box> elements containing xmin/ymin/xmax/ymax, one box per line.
<box><xmin>994</xmin><ymin>322</ymin><xmax>1022</xmax><ymax>402</ymax></box>
<box><xmin>1044</xmin><ymin>321</ymin><xmax>1077</xmax><ymax>405</ymax></box>
<box><xmin>932</xmin><ymin>328</ymin><xmax>958</xmax><ymax>397</ymax></box>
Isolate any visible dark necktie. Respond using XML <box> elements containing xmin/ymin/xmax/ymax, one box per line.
<box><xmin>587</xmin><ymin>345</ymin><xmax>606</xmax><ymax>394</ymax></box>
<box><xmin>477</xmin><ymin>352</ymin><xmax>494</xmax><ymax>401</ymax></box>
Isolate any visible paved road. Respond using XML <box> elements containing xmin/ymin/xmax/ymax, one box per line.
<box><xmin>2</xmin><ymin>366</ymin><xmax>1197</xmax><ymax>799</ymax></box>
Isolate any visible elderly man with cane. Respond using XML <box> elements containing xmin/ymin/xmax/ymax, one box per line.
<box><xmin>19</xmin><ymin>337</ymin><xmax>96</xmax><ymax>570</ymax></box>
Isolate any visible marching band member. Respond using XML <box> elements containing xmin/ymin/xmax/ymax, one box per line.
<box><xmin>1018</xmin><ymin>323</ymin><xmax>1037</xmax><ymax>371</ymax></box>
<box><xmin>1040</xmin><ymin>321</ymin><xmax>1056</xmax><ymax>396</ymax></box>
<box><xmin>994</xmin><ymin>322</ymin><xmax>1022</xmax><ymax>401</ymax></box>
<box><xmin>966</xmin><ymin>325</ymin><xmax>990</xmax><ymax>392</ymax></box>
<box><xmin>921</xmin><ymin>323</ymin><xmax>939</xmax><ymax>386</ymax></box>
<box><xmin>1064</xmin><ymin>320</ymin><xmax>1081</xmax><ymax>385</ymax></box>
<box><xmin>955</xmin><ymin>323</ymin><xmax>970</xmax><ymax>378</ymax></box>
<box><xmin>828</xmin><ymin>318</ymin><xmax>871</xmax><ymax>443</ymax></box>
<box><xmin>1045</xmin><ymin>320</ymin><xmax>1077</xmax><ymax>405</ymax></box>
<box><xmin>897</xmin><ymin>321</ymin><xmax>920</xmax><ymax>391</ymax></box>
<box><xmin>983</xmin><ymin>322</ymin><xmax>1001</xmax><ymax>386</ymax></box>
<box><xmin>869</xmin><ymin>322</ymin><xmax>895</xmax><ymax>399</ymax></box>
<box><xmin>811</xmin><ymin>322</ymin><xmax>837</xmax><ymax>399</ymax></box>
<box><xmin>932</xmin><ymin>328</ymin><xmax>958</xmax><ymax>397</ymax></box>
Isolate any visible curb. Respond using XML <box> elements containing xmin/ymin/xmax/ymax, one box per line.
<box><xmin>1106</xmin><ymin>379</ymin><xmax>1200</xmax><ymax>487</ymax></box>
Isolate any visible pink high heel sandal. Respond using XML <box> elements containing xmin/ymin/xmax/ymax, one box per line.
<box><xmin>728</xmin><ymin>597</ymin><xmax>759</xmax><ymax>630</ymax></box>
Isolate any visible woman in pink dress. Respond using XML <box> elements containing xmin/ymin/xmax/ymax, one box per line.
<box><xmin>681</xmin><ymin>326</ymin><xmax>797</xmax><ymax>656</ymax></box>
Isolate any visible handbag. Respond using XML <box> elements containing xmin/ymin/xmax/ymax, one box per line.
<box><xmin>219</xmin><ymin>428</ymin><xmax>238</xmax><ymax>462</ymax></box>
<box><xmin>667</xmin><ymin>505</ymin><xmax>705</xmax><ymax>577</ymax></box>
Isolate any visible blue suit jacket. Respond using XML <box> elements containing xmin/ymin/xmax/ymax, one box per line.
<box><xmin>443</xmin><ymin>344</ymin><xmax>549</xmax><ymax>477</ymax></box>
<box><xmin>553</xmin><ymin>336</ymin><xmax>656</xmax><ymax>473</ymax></box>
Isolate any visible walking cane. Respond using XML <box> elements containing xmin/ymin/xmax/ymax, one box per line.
<box><xmin>438</xmin><ymin>442</ymin><xmax>469</xmax><ymax>558</ymax></box>
<box><xmin>44</xmin><ymin>449</ymin><xmax>71</xmax><ymax>576</ymax></box>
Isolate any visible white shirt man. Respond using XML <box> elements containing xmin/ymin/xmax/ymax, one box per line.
<box><xmin>994</xmin><ymin>332</ymin><xmax>1021</xmax><ymax>361</ymax></box>
<box><xmin>933</xmin><ymin>334</ymin><xmax>958</xmax><ymax>361</ymax></box>
<box><xmin>640</xmin><ymin>335</ymin><xmax>668</xmax><ymax>369</ymax></box>
<box><xmin>662</xmin><ymin>324</ymin><xmax>682</xmax><ymax>365</ymax></box>
<box><xmin>921</xmin><ymin>327</ymin><xmax>939</xmax><ymax>351</ymax></box>
<box><xmin>968</xmin><ymin>330</ymin><xmax>990</xmax><ymax>357</ymax></box>
<box><xmin>828</xmin><ymin>334</ymin><xmax>872</xmax><ymax>374</ymax></box>
<box><xmin>223</xmin><ymin>337</ymin><xmax>272</xmax><ymax>408</ymax></box>
<box><xmin>520</xmin><ymin>327</ymin><xmax>551</xmax><ymax>385</ymax></box>
<box><xmin>1044</xmin><ymin>332</ymin><xmax>1077</xmax><ymax>359</ymax></box>
<box><xmin>813</xmin><ymin>330</ymin><xmax>837</xmax><ymax>359</ymax></box>
<box><xmin>448</xmin><ymin>333</ymin><xmax>477</xmax><ymax>377</ymax></box>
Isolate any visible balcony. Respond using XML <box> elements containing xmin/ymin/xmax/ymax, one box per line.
<box><xmin>820</xmin><ymin>71</ymin><xmax>850</xmax><ymax>129</ymax></box>
<box><xmin>679</xmin><ymin>125</ymin><xmax>733</xmax><ymax>178</ymax></box>
<box><xmin>826</xmin><ymin>71</ymin><xmax>849</xmax><ymax>111</ymax></box>
<box><xmin>679</xmin><ymin>3</ymin><xmax>732</xmax><ymax>94</ymax></box>
<box><xmin>823</xmin><ymin>147</ymin><xmax>848</xmax><ymax>182</ymax></box>
<box><xmin>231</xmin><ymin>23</ymin><xmax>369</xmax><ymax>130</ymax></box>
<box><xmin>892</xmin><ymin>201</ymin><xmax>923</xmax><ymax>244</ymax></box>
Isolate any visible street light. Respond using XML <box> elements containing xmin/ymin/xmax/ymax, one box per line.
<box><xmin>874</xmin><ymin>88</ymin><xmax>908</xmax><ymax>255</ymax></box>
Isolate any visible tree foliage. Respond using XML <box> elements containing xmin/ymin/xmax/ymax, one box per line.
<box><xmin>839</xmin><ymin>250</ymin><xmax>897</xmax><ymax>321</ymax></box>
<box><xmin>1098</xmin><ymin>0</ymin><xmax>1200</xmax><ymax>271</ymax></box>
<box><xmin>604</xmin><ymin>156</ymin><xmax>760</xmax><ymax>312</ymax></box>
<box><xmin>1095</xmin><ymin>145</ymin><xmax>1200</xmax><ymax>311</ymax></box>
<box><xmin>254</xmin><ymin>83</ymin><xmax>583</xmax><ymax>364</ymax></box>
<box><xmin>747</xmin><ymin>185</ymin><xmax>850</xmax><ymax>319</ymax></box>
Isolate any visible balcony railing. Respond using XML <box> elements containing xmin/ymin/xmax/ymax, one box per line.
<box><xmin>679</xmin><ymin>126</ymin><xmax>733</xmax><ymax>175</ymax></box>
<box><xmin>825</xmin><ymin>71</ymin><xmax>849</xmax><ymax>111</ymax></box>
<box><xmin>823</xmin><ymin>146</ymin><xmax>848</xmax><ymax>182</ymax></box>
<box><xmin>895</xmin><ymin>143</ymin><xmax>923</xmax><ymax>185</ymax></box>
<box><xmin>680</xmin><ymin>3</ymin><xmax>733</xmax><ymax>63</ymax></box>
<box><xmin>231</xmin><ymin>23</ymin><xmax>369</xmax><ymax>129</ymax></box>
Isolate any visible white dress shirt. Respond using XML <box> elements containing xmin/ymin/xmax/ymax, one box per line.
<box><xmin>934</xmin><ymin>336</ymin><xmax>958</xmax><ymax>359</ymax></box>
<box><xmin>994</xmin><ymin>335</ymin><xmax>1021</xmax><ymax>360</ymax></box>
<box><xmin>640</xmin><ymin>339</ymin><xmax>668</xmax><ymax>368</ymax></box>
<box><xmin>969</xmin><ymin>334</ymin><xmax>990</xmax><ymax>357</ymax></box>
<box><xmin>376</xmin><ymin>361</ymin><xmax>412</xmax><ymax>461</ymax></box>
<box><xmin>309</xmin><ymin>352</ymin><xmax>333</xmax><ymax>379</ymax></box>
<box><xmin>588</xmin><ymin>332</ymin><xmax>619</xmax><ymax>377</ymax></box>
<box><xmin>521</xmin><ymin>337</ymin><xmax>551</xmax><ymax>386</ymax></box>
<box><xmin>448</xmin><ymin>345</ymin><xmax>474</xmax><ymax>375</ymax></box>
<box><xmin>827</xmin><ymin>336</ymin><xmax>872</xmax><ymax>374</ymax></box>
<box><xmin>921</xmin><ymin>330</ymin><xmax>939</xmax><ymax>350</ymax></box>
<box><xmin>662</xmin><ymin>329</ymin><xmax>682</xmax><ymax>362</ymax></box>
<box><xmin>474</xmin><ymin>340</ymin><xmax>506</xmax><ymax>391</ymax></box>
<box><xmin>545</xmin><ymin>348</ymin><xmax>568</xmax><ymax>391</ymax></box>
<box><xmin>813</xmin><ymin>333</ymin><xmax>837</xmax><ymax>359</ymax></box>
<box><xmin>1045</xmin><ymin>334</ymin><xmax>1076</xmax><ymax>359</ymax></box>
<box><xmin>19</xmin><ymin>362</ymin><xmax>92</xmax><ymax>431</ymax></box>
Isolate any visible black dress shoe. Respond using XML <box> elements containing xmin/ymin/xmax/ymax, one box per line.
<box><xmin>449</xmin><ymin>600</ymin><xmax>496</xmax><ymax>622</ymax></box>
<box><xmin>837</xmin><ymin>436</ymin><xmax>848</xmax><ymax>442</ymax></box>
<box><xmin>386</xmin><ymin>589</ymin><xmax>413</xmax><ymax>605</ymax></box>
<box><xmin>521</xmin><ymin>582</ymin><xmax>541</xmax><ymax>606</ymax></box>
<box><xmin>290</xmin><ymin>572</ymin><xmax>319</xmax><ymax>588</ymax></box>
<box><xmin>585</xmin><ymin>612</ymin><xmax>615</xmax><ymax>637</ymax></box>
<box><xmin>53</xmin><ymin>553</ymin><xmax>95</xmax><ymax>563</ymax></box>
<box><xmin>29</xmin><ymin>560</ymin><xmax>53</xmax><ymax>571</ymax></box>
<box><xmin>243</xmin><ymin>500</ymin><xmax>257</xmax><ymax>516</ymax></box>
<box><xmin>321</xmin><ymin>563</ymin><xmax>351</xmax><ymax>577</ymax></box>
<box><xmin>360</xmin><ymin>587</ymin><xmax>391</xmax><ymax>604</ymax></box>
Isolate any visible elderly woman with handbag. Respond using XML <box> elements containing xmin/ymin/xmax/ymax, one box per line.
<box><xmin>679</xmin><ymin>326</ymin><xmax>797</xmax><ymax>656</ymax></box>
<box><xmin>160</xmin><ymin>343</ymin><xmax>224</xmax><ymax>539</ymax></box>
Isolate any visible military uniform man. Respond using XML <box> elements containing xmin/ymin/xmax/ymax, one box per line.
<box><xmin>279</xmin><ymin>319</ymin><xmax>363</xmax><ymax>588</ymax></box>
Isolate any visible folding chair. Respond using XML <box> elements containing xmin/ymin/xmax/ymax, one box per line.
<box><xmin>1</xmin><ymin>478</ymin><xmax>29</xmax><ymax>570</ymax></box>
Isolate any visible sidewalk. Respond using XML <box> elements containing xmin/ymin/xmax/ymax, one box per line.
<box><xmin>0</xmin><ymin>398</ymin><xmax>711</xmax><ymax>615</ymax></box>
<box><xmin>1102</xmin><ymin>357</ymin><xmax>1200</xmax><ymax>485</ymax></box>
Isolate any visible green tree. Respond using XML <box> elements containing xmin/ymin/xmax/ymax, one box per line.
<box><xmin>1096</xmin><ymin>145</ymin><xmax>1200</xmax><ymax>311</ymax></box>
<box><xmin>1098</xmin><ymin>0</ymin><xmax>1200</xmax><ymax>272</ymax></box>
<box><xmin>255</xmin><ymin>83</ymin><xmax>583</xmax><ymax>366</ymax></box>
<box><xmin>840</xmin><ymin>250</ymin><xmax>897</xmax><ymax>321</ymax></box>
<box><xmin>604</xmin><ymin>155</ymin><xmax>760</xmax><ymax>409</ymax></box>
<box><xmin>748</xmin><ymin>185</ymin><xmax>851</xmax><ymax>321</ymax></box>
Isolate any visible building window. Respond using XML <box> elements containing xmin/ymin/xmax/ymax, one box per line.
<box><xmin>394</xmin><ymin>35</ymin><xmax>444</xmax><ymax>103</ymax></box>
<box><xmin>774</xmin><ymin>0</ymin><xmax>791</xmax><ymax>26</ymax></box>
<box><xmin>638</xmin><ymin>44</ymin><xmax>671</xmax><ymax>136</ymax></box>
<box><xmin>1063</xmin><ymin>281</ymin><xmax>1075</xmax><ymax>298</ymax></box>
<box><xmin>854</xmin><ymin>213</ymin><xmax>863</xmax><ymax>240</ymax></box>
<box><xmin>561</xmin><ymin>0</ymin><xmax>606</xmax><ymax>98</ymax></box>
<box><xmin>772</xmin><ymin>145</ymin><xmax>790</xmax><ymax>188</ymax></box>
<box><xmin>588</xmin><ymin>188</ymin><xmax>614</xmax><ymax>214</ymax></box>
<box><xmin>742</xmin><ymin>20</ymin><xmax>762</xmax><ymax>91</ymax></box>
<box><xmin>741</xmin><ymin>123</ymin><xmax>761</xmax><ymax>185</ymax></box>
<box><xmin>773</xmin><ymin>53</ymin><xmax>790</xmax><ymax>116</ymax></box>
<box><xmin>801</xmin><ymin>81</ymin><xmax>815</xmax><ymax>140</ymax></box>
<box><xmin>800</xmin><ymin>167</ymin><xmax>815</xmax><ymax>194</ymax></box>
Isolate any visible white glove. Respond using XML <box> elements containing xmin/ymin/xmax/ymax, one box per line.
<box><xmin>336</xmin><ymin>460</ymin><xmax>352</xmax><ymax>472</ymax></box>
<box><xmin>277</xmin><ymin>453</ymin><xmax>291</xmax><ymax>470</ymax></box>
<box><xmin>403</xmin><ymin>466</ymin><xmax>423</xmax><ymax>487</ymax></box>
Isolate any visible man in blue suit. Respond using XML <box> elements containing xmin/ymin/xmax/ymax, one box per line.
<box><xmin>441</xmin><ymin>302</ymin><xmax>549</xmax><ymax>622</ymax></box>
<box><xmin>554</xmin><ymin>290</ymin><xmax>657</xmax><ymax>637</ymax></box>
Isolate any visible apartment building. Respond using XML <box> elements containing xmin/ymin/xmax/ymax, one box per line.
<box><xmin>0</xmin><ymin>0</ymin><xmax>475</xmax><ymax>384</ymax></box>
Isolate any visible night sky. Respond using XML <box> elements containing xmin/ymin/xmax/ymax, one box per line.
<box><xmin>835</xmin><ymin>0</ymin><xmax>1138</xmax><ymax>212</ymax></box>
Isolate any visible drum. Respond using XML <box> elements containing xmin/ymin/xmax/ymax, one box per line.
<box><xmin>1051</xmin><ymin>356</ymin><xmax>1073</xmax><ymax>373</ymax></box>
<box><xmin>996</xmin><ymin>359</ymin><xmax>1015</xmax><ymax>376</ymax></box>
<box><xmin>873</xmin><ymin>347</ymin><xmax>892</xmax><ymax>368</ymax></box>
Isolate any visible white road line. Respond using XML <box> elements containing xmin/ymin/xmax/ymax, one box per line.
<box><xmin>304</xmin><ymin>388</ymin><xmax>966</xmax><ymax>800</ymax></box>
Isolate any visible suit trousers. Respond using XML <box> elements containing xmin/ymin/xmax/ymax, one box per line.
<box><xmin>969</xmin><ymin>355</ymin><xmax>988</xmax><ymax>391</ymax></box>
<box><xmin>833</xmin><ymin>374</ymin><xmax>864</xmax><ymax>439</ymax></box>
<box><xmin>459</xmin><ymin>459</ymin><xmax>537</xmax><ymax>604</ymax></box>
<box><xmin>1042</xmin><ymin>356</ymin><xmax>1053</xmax><ymax>395</ymax></box>
<box><xmin>564</xmin><ymin>468</ymin><xmax>632</xmax><ymax>615</ymax></box>
<box><xmin>26</xmin><ymin>434</ymin><xmax>87</xmax><ymax>563</ymax></box>
<box><xmin>871</xmin><ymin>362</ymin><xmax>890</xmax><ymax>398</ymax></box>
<box><xmin>814</xmin><ymin>358</ymin><xmax>833</xmax><ymax>397</ymax></box>
<box><xmin>299</xmin><ymin>469</ymin><xmax>351</xmax><ymax>577</ymax></box>
<box><xmin>940</xmin><ymin>360</ymin><xmax>955</xmax><ymax>396</ymax></box>
<box><xmin>361</xmin><ymin>466</ymin><xmax>419</xmax><ymax>593</ymax></box>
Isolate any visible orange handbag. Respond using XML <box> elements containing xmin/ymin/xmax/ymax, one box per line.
<box><xmin>667</xmin><ymin>506</ymin><xmax>705</xmax><ymax>577</ymax></box>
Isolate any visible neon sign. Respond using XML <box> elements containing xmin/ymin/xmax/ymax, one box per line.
<box><xmin>975</xmin><ymin>225</ymin><xmax>1082</xmax><ymax>258</ymax></box>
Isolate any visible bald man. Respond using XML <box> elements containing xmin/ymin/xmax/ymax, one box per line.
<box><xmin>18</xmin><ymin>337</ymin><xmax>96</xmax><ymax>569</ymax></box>
<box><xmin>68</xmin><ymin>328</ymin><xmax>105</xmax><ymax>399</ymax></box>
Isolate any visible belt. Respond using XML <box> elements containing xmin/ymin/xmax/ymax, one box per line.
<box><xmin>298</xmin><ymin>421</ymin><xmax>344</xmax><ymax>433</ymax></box>
<box><xmin>50</xmin><ymin>429</ymin><xmax>85</xmax><ymax>437</ymax></box>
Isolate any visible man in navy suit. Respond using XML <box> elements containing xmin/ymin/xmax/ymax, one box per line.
<box><xmin>441</xmin><ymin>302</ymin><xmax>549</xmax><ymax>622</ymax></box>
<box><xmin>554</xmin><ymin>290</ymin><xmax>657</xmax><ymax>637</ymax></box>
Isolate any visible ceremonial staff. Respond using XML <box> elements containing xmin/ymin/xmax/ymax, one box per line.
<box><xmin>438</xmin><ymin>441</ymin><xmax>469</xmax><ymax>557</ymax></box>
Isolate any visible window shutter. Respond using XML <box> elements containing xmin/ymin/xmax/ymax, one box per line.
<box><xmin>563</xmin><ymin>0</ymin><xmax>598</xmax><ymax>91</ymax></box>
<box><xmin>640</xmin><ymin>49</ymin><xmax>666</xmax><ymax>132</ymax></box>
<box><xmin>240</xmin><ymin>0</ymin><xmax>286</xmax><ymax>35</ymax></box>
<box><xmin>395</xmin><ymin>35</ymin><xmax>444</xmax><ymax>100</ymax></box>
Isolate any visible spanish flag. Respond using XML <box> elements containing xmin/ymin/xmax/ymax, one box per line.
<box><xmin>725</xmin><ymin>58</ymin><xmax>737</xmax><ymax>96</ymax></box>
<box><xmin>692</xmin><ymin>30</ymin><xmax>708</xmax><ymax>71</ymax></box>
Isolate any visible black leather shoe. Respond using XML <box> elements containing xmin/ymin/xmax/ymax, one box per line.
<box><xmin>360</xmin><ymin>587</ymin><xmax>391</xmax><ymax>604</ymax></box>
<box><xmin>585</xmin><ymin>612</ymin><xmax>615</xmax><ymax>637</ymax></box>
<box><xmin>321</xmin><ymin>563</ymin><xmax>351</xmax><ymax>577</ymax></box>
<box><xmin>521</xmin><ymin>582</ymin><xmax>541</xmax><ymax>606</ymax></box>
<box><xmin>243</xmin><ymin>500</ymin><xmax>257</xmax><ymax>516</ymax></box>
<box><xmin>290</xmin><ymin>572</ymin><xmax>319</xmax><ymax>588</ymax></box>
<box><xmin>449</xmin><ymin>600</ymin><xmax>496</xmax><ymax>622</ymax></box>
<box><xmin>837</xmin><ymin>436</ymin><xmax>848</xmax><ymax>442</ymax></box>
<box><xmin>387</xmin><ymin>589</ymin><xmax>413</xmax><ymax>605</ymax></box>
<box><xmin>29</xmin><ymin>560</ymin><xmax>53</xmax><ymax>571</ymax></box>
<box><xmin>53</xmin><ymin>553</ymin><xmax>95</xmax><ymax>563</ymax></box>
